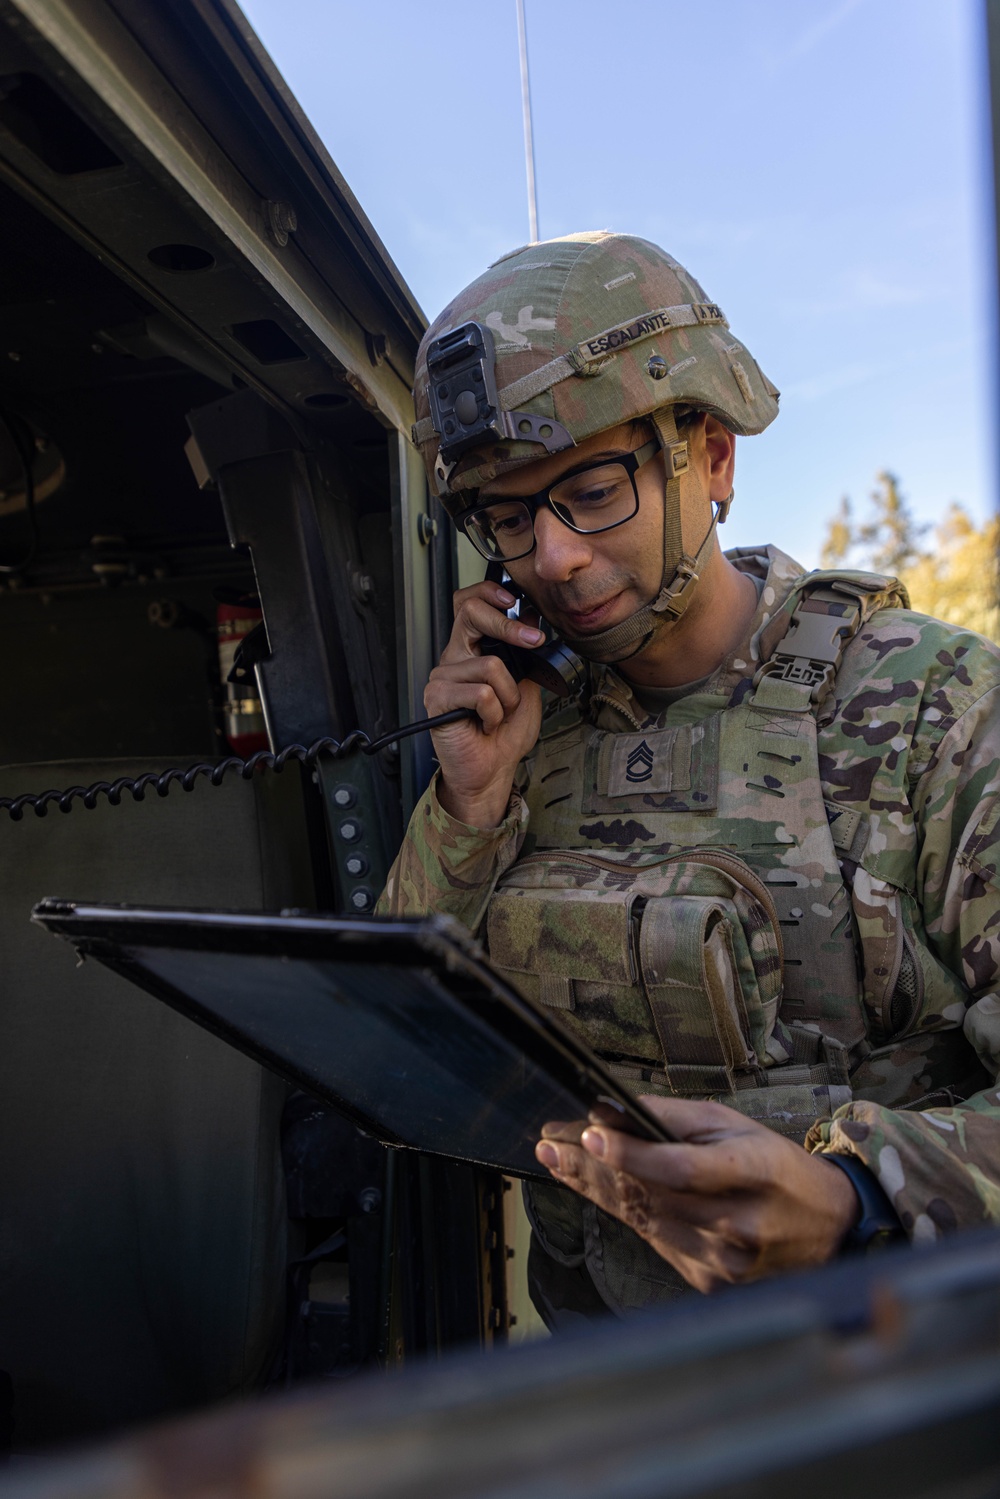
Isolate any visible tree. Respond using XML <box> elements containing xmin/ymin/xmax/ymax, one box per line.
<box><xmin>819</xmin><ymin>476</ymin><xmax>999</xmax><ymax>644</ymax></box>
<box><xmin>900</xmin><ymin>504</ymin><xmax>1000</xmax><ymax>642</ymax></box>
<box><xmin>855</xmin><ymin>471</ymin><xmax>929</xmax><ymax>574</ymax></box>
<box><xmin>820</xmin><ymin>497</ymin><xmax>852</xmax><ymax>569</ymax></box>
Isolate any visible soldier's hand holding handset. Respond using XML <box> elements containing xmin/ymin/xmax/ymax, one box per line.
<box><xmin>424</xmin><ymin>580</ymin><xmax>545</xmax><ymax>828</ymax></box>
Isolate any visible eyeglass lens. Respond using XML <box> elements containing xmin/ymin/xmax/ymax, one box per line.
<box><xmin>465</xmin><ymin>461</ymin><xmax>640</xmax><ymax>560</ymax></box>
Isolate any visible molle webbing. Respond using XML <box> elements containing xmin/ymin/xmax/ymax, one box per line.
<box><xmin>497</xmin><ymin>567</ymin><xmax>907</xmax><ymax>1126</ymax></box>
<box><xmin>487</xmin><ymin>849</ymin><xmax>783</xmax><ymax>1097</ymax></box>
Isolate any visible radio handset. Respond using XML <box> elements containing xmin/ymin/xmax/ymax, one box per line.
<box><xmin>480</xmin><ymin>566</ymin><xmax>587</xmax><ymax>701</ymax></box>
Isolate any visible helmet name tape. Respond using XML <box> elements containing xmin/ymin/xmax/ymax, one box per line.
<box><xmin>412</xmin><ymin>301</ymin><xmax>734</xmax><ymax>456</ymax></box>
<box><xmin>578</xmin><ymin>302</ymin><xmax>726</xmax><ymax>366</ymax></box>
<box><xmin>412</xmin><ymin>232</ymin><xmax>779</xmax><ymax>506</ymax></box>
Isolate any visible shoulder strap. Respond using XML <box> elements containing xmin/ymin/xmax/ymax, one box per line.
<box><xmin>751</xmin><ymin>569</ymin><xmax>908</xmax><ymax>715</ymax></box>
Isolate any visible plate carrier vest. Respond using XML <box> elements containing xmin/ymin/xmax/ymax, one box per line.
<box><xmin>486</xmin><ymin>569</ymin><xmax>972</xmax><ymax>1142</ymax></box>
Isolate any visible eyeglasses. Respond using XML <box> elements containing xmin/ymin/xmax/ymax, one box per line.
<box><xmin>459</xmin><ymin>439</ymin><xmax>660</xmax><ymax>563</ymax></box>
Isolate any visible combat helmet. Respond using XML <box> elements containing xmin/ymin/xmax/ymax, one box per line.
<box><xmin>412</xmin><ymin>231</ymin><xmax>780</xmax><ymax>663</ymax></box>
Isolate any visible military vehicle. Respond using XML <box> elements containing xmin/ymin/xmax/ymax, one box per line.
<box><xmin>0</xmin><ymin>0</ymin><xmax>529</xmax><ymax>1452</ymax></box>
<box><xmin>0</xmin><ymin>0</ymin><xmax>996</xmax><ymax>1491</ymax></box>
<box><xmin>2</xmin><ymin>1226</ymin><xmax>1000</xmax><ymax>1499</ymax></box>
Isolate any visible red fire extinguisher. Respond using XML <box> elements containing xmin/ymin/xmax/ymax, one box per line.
<box><xmin>216</xmin><ymin>601</ymin><xmax>269</xmax><ymax>756</ymax></box>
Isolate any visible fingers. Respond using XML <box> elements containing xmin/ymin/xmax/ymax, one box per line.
<box><xmin>425</xmin><ymin>578</ymin><xmax>546</xmax><ymax>733</ymax></box>
<box><xmin>535</xmin><ymin>1139</ymin><xmax>748</xmax><ymax>1267</ymax></box>
<box><xmin>538</xmin><ymin>1141</ymin><xmax>654</xmax><ymax>1224</ymax></box>
<box><xmin>635</xmin><ymin>1094</ymin><xmax>764</xmax><ymax>1143</ymax></box>
<box><xmin>428</xmin><ymin>679</ymin><xmax>507</xmax><ymax>734</ymax></box>
<box><xmin>424</xmin><ymin>654</ymin><xmax>525</xmax><ymax>732</ymax></box>
<box><xmin>539</xmin><ymin>1118</ymin><xmax>587</xmax><ymax>1145</ymax></box>
<box><xmin>583</xmin><ymin>1127</ymin><xmax>762</xmax><ymax>1196</ymax></box>
<box><xmin>537</xmin><ymin>1138</ymin><xmax>709</xmax><ymax>1223</ymax></box>
<box><xmin>539</xmin><ymin>1098</ymin><xmax>777</xmax><ymax>1199</ymax></box>
<box><xmin>536</xmin><ymin>1105</ymin><xmax>846</xmax><ymax>1291</ymax></box>
<box><xmin>534</xmin><ymin>1140</ymin><xmax>769</xmax><ymax>1291</ymax></box>
<box><xmin>536</xmin><ymin>1111</ymin><xmax>768</xmax><ymax>1199</ymax></box>
<box><xmin>441</xmin><ymin>582</ymin><xmax>545</xmax><ymax>665</ymax></box>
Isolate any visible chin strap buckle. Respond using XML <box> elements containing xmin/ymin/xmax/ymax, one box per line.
<box><xmin>652</xmin><ymin>554</ymin><xmax>700</xmax><ymax>620</ymax></box>
<box><xmin>664</xmin><ymin>440</ymin><xmax>689</xmax><ymax>478</ymax></box>
<box><xmin>651</xmin><ymin>489</ymin><xmax>727</xmax><ymax>625</ymax></box>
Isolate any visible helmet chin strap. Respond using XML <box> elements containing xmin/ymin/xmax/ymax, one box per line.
<box><xmin>559</xmin><ymin>408</ymin><xmax>726</xmax><ymax>665</ymax></box>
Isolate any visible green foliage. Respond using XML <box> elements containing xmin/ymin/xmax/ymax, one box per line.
<box><xmin>820</xmin><ymin>476</ymin><xmax>999</xmax><ymax>642</ymax></box>
<box><xmin>820</xmin><ymin>497</ymin><xmax>853</xmax><ymax>570</ymax></box>
<box><xmin>857</xmin><ymin>472</ymin><xmax>930</xmax><ymax>573</ymax></box>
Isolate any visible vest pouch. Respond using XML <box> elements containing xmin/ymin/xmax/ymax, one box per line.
<box><xmin>486</xmin><ymin>883</ymin><xmax>658</xmax><ymax>1066</ymax></box>
<box><xmin>486</xmin><ymin>848</ymin><xmax>785</xmax><ymax>1095</ymax></box>
<box><xmin>638</xmin><ymin>894</ymin><xmax>757</xmax><ymax>1093</ymax></box>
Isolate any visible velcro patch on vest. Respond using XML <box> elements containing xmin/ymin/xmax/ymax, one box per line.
<box><xmin>607</xmin><ymin>731</ymin><xmax>690</xmax><ymax>795</ymax></box>
<box><xmin>584</xmin><ymin>718</ymin><xmax>719</xmax><ymax>815</ymax></box>
<box><xmin>487</xmin><ymin>888</ymin><xmax>636</xmax><ymax>984</ymax></box>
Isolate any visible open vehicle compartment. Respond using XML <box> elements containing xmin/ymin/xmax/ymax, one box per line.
<box><xmin>0</xmin><ymin>0</ymin><xmax>514</xmax><ymax>1451</ymax></box>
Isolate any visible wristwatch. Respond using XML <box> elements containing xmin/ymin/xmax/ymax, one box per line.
<box><xmin>821</xmin><ymin>1152</ymin><xmax>905</xmax><ymax>1252</ymax></box>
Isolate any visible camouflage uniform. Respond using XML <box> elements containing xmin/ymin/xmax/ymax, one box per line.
<box><xmin>380</xmin><ymin>546</ymin><xmax>1000</xmax><ymax>1280</ymax></box>
<box><xmin>384</xmin><ymin>230</ymin><xmax>1000</xmax><ymax>1315</ymax></box>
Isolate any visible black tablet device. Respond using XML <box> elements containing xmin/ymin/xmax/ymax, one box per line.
<box><xmin>31</xmin><ymin>900</ymin><xmax>673</xmax><ymax>1178</ymax></box>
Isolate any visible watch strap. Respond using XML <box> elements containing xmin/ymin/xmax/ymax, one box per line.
<box><xmin>821</xmin><ymin>1151</ymin><xmax>905</xmax><ymax>1253</ymax></box>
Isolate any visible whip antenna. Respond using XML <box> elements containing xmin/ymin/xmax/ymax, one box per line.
<box><xmin>516</xmin><ymin>0</ymin><xmax>539</xmax><ymax>242</ymax></box>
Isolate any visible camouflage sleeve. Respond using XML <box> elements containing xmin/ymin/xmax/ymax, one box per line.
<box><xmin>808</xmin><ymin>660</ymin><xmax>1000</xmax><ymax>1238</ymax></box>
<box><xmin>376</xmin><ymin>770</ymin><xmax>529</xmax><ymax>935</ymax></box>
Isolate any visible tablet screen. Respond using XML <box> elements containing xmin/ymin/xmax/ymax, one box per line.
<box><xmin>117</xmin><ymin>944</ymin><xmax>592</xmax><ymax>1175</ymax></box>
<box><xmin>33</xmin><ymin>903</ymin><xmax>669</xmax><ymax>1177</ymax></box>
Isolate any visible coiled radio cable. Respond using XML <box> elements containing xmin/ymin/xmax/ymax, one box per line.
<box><xmin>0</xmin><ymin>709</ymin><xmax>471</xmax><ymax>821</ymax></box>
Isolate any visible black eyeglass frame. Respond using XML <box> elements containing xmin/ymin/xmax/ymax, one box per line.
<box><xmin>458</xmin><ymin>439</ymin><xmax>661</xmax><ymax>562</ymax></box>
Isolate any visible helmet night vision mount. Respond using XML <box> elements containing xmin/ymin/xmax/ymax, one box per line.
<box><xmin>425</xmin><ymin>321</ymin><xmax>573</xmax><ymax>490</ymax></box>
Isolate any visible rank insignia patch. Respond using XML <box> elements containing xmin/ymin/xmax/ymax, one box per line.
<box><xmin>604</xmin><ymin>729</ymin><xmax>694</xmax><ymax>797</ymax></box>
<box><xmin>625</xmin><ymin>740</ymin><xmax>654</xmax><ymax>782</ymax></box>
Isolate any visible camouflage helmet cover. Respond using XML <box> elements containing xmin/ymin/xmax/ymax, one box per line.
<box><xmin>412</xmin><ymin>231</ymin><xmax>780</xmax><ymax>514</ymax></box>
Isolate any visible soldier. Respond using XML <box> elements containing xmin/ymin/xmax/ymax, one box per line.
<box><xmin>380</xmin><ymin>232</ymin><xmax>1000</xmax><ymax>1324</ymax></box>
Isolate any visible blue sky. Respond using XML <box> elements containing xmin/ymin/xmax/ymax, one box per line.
<box><xmin>240</xmin><ymin>0</ymin><xmax>994</xmax><ymax>566</ymax></box>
